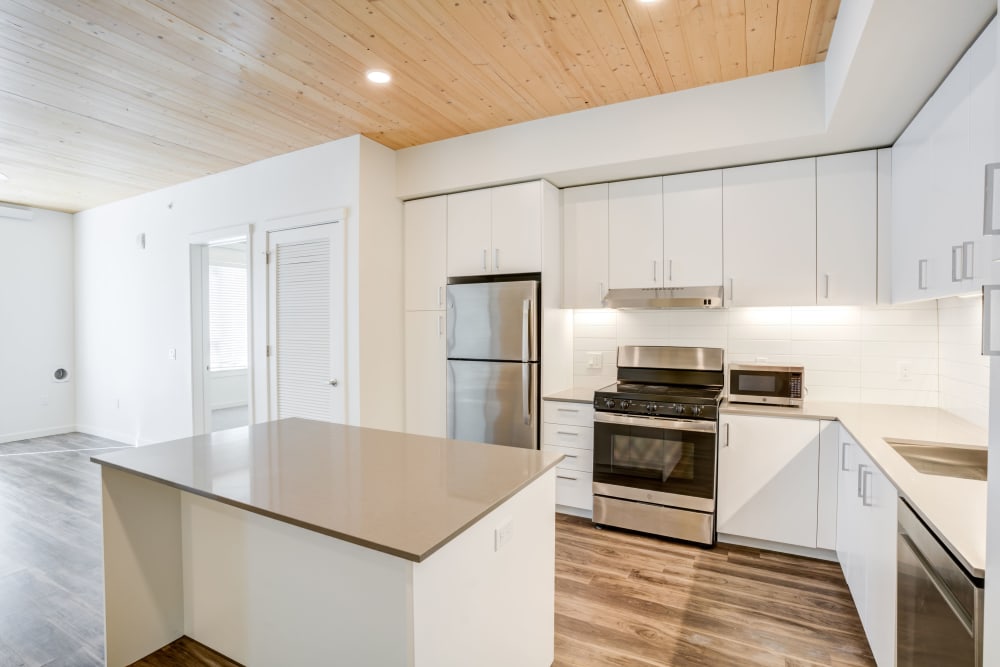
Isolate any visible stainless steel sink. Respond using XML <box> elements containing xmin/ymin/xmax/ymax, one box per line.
<box><xmin>885</xmin><ymin>439</ymin><xmax>988</xmax><ymax>481</ymax></box>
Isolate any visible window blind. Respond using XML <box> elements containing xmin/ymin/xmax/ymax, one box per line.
<box><xmin>208</xmin><ymin>264</ymin><xmax>248</xmax><ymax>371</ymax></box>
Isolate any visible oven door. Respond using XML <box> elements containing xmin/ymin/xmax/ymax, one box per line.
<box><xmin>592</xmin><ymin>412</ymin><xmax>717</xmax><ymax>512</ymax></box>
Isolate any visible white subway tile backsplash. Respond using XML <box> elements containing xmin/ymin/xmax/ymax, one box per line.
<box><xmin>568</xmin><ymin>300</ymin><xmax>987</xmax><ymax>427</ymax></box>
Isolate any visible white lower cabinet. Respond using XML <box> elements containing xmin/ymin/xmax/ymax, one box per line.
<box><xmin>542</xmin><ymin>400</ymin><xmax>594</xmax><ymax>512</ymax></box>
<box><xmin>717</xmin><ymin>414</ymin><xmax>821</xmax><ymax>548</ymax></box>
<box><xmin>837</xmin><ymin>426</ymin><xmax>897</xmax><ymax>667</ymax></box>
<box><xmin>404</xmin><ymin>311</ymin><xmax>446</xmax><ymax>437</ymax></box>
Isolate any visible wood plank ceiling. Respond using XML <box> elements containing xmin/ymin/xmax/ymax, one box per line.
<box><xmin>0</xmin><ymin>0</ymin><xmax>840</xmax><ymax>213</ymax></box>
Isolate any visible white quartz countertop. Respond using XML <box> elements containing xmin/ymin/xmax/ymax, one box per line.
<box><xmin>543</xmin><ymin>387</ymin><xmax>596</xmax><ymax>404</ymax></box>
<box><xmin>722</xmin><ymin>400</ymin><xmax>987</xmax><ymax>578</ymax></box>
<box><xmin>92</xmin><ymin>418</ymin><xmax>563</xmax><ymax>562</ymax></box>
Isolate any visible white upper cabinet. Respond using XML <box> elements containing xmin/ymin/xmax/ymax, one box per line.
<box><xmin>404</xmin><ymin>196</ymin><xmax>447</xmax><ymax>311</ymax></box>
<box><xmin>608</xmin><ymin>177</ymin><xmax>663</xmax><ymax>289</ymax></box>
<box><xmin>663</xmin><ymin>170</ymin><xmax>723</xmax><ymax>287</ymax></box>
<box><xmin>447</xmin><ymin>189</ymin><xmax>492</xmax><ymax>277</ymax></box>
<box><xmin>562</xmin><ymin>183</ymin><xmax>609</xmax><ymax>308</ymax></box>
<box><xmin>723</xmin><ymin>158</ymin><xmax>817</xmax><ymax>306</ymax></box>
<box><xmin>816</xmin><ymin>151</ymin><xmax>877</xmax><ymax>305</ymax></box>
<box><xmin>892</xmin><ymin>18</ymin><xmax>997</xmax><ymax>302</ymax></box>
<box><xmin>446</xmin><ymin>182</ymin><xmax>542</xmax><ymax>277</ymax></box>
<box><xmin>491</xmin><ymin>181</ymin><xmax>543</xmax><ymax>274</ymax></box>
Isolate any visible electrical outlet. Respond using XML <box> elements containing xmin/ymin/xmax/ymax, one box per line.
<box><xmin>168</xmin><ymin>347</ymin><xmax>177</xmax><ymax>361</ymax></box>
<box><xmin>897</xmin><ymin>361</ymin><xmax>913</xmax><ymax>381</ymax></box>
<box><xmin>40</xmin><ymin>395</ymin><xmax>48</xmax><ymax>406</ymax></box>
<box><xmin>586</xmin><ymin>352</ymin><xmax>603</xmax><ymax>370</ymax></box>
<box><xmin>494</xmin><ymin>519</ymin><xmax>514</xmax><ymax>552</ymax></box>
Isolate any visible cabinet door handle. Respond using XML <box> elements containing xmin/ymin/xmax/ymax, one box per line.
<box><xmin>963</xmin><ymin>241</ymin><xmax>974</xmax><ymax>280</ymax></box>
<box><xmin>598</xmin><ymin>281</ymin><xmax>604</xmax><ymax>305</ymax></box>
<box><xmin>984</xmin><ymin>285</ymin><xmax>1000</xmax><ymax>355</ymax></box>
<box><xmin>841</xmin><ymin>441</ymin><xmax>850</xmax><ymax>472</ymax></box>
<box><xmin>668</xmin><ymin>258</ymin><xmax>673</xmax><ymax>282</ymax></box>
<box><xmin>862</xmin><ymin>469</ymin><xmax>874</xmax><ymax>506</ymax></box>
<box><xmin>824</xmin><ymin>273</ymin><xmax>831</xmax><ymax>299</ymax></box>
<box><xmin>984</xmin><ymin>163</ymin><xmax>1000</xmax><ymax>235</ymax></box>
<box><xmin>438</xmin><ymin>314</ymin><xmax>444</xmax><ymax>337</ymax></box>
<box><xmin>563</xmin><ymin>453</ymin><xmax>578</xmax><ymax>459</ymax></box>
<box><xmin>556</xmin><ymin>430</ymin><xmax>578</xmax><ymax>436</ymax></box>
<box><xmin>495</xmin><ymin>248</ymin><xmax>500</xmax><ymax>270</ymax></box>
<box><xmin>482</xmin><ymin>249</ymin><xmax>487</xmax><ymax>270</ymax></box>
<box><xmin>918</xmin><ymin>259</ymin><xmax>928</xmax><ymax>290</ymax></box>
<box><xmin>722</xmin><ymin>422</ymin><xmax>730</xmax><ymax>448</ymax></box>
<box><xmin>728</xmin><ymin>278</ymin><xmax>734</xmax><ymax>303</ymax></box>
<box><xmin>557</xmin><ymin>407</ymin><xmax>579</xmax><ymax>413</ymax></box>
<box><xmin>652</xmin><ymin>260</ymin><xmax>657</xmax><ymax>283</ymax></box>
<box><xmin>557</xmin><ymin>474</ymin><xmax>578</xmax><ymax>481</ymax></box>
<box><xmin>857</xmin><ymin>463</ymin><xmax>867</xmax><ymax>498</ymax></box>
<box><xmin>952</xmin><ymin>245</ymin><xmax>963</xmax><ymax>282</ymax></box>
<box><xmin>438</xmin><ymin>286</ymin><xmax>444</xmax><ymax>307</ymax></box>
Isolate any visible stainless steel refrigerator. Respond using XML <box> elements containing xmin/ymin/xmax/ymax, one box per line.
<box><xmin>446</xmin><ymin>279</ymin><xmax>539</xmax><ymax>449</ymax></box>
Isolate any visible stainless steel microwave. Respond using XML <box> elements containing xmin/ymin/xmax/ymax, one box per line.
<box><xmin>728</xmin><ymin>364</ymin><xmax>804</xmax><ymax>407</ymax></box>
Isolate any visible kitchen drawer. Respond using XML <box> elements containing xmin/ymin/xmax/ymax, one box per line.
<box><xmin>543</xmin><ymin>444</ymin><xmax>593</xmax><ymax>472</ymax></box>
<box><xmin>543</xmin><ymin>400</ymin><xmax>594</xmax><ymax>427</ymax></box>
<box><xmin>554</xmin><ymin>470</ymin><xmax>593</xmax><ymax>511</ymax></box>
<box><xmin>542</xmin><ymin>423</ymin><xmax>594</xmax><ymax>450</ymax></box>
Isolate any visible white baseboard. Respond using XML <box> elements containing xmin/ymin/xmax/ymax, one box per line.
<box><xmin>717</xmin><ymin>533</ymin><xmax>838</xmax><ymax>562</ymax></box>
<box><xmin>0</xmin><ymin>425</ymin><xmax>76</xmax><ymax>445</ymax></box>
<box><xmin>74</xmin><ymin>425</ymin><xmax>135</xmax><ymax>447</ymax></box>
<box><xmin>556</xmin><ymin>505</ymin><xmax>593</xmax><ymax>520</ymax></box>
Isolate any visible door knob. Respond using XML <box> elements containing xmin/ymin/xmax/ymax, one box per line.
<box><xmin>329</xmin><ymin>379</ymin><xmax>339</xmax><ymax>386</ymax></box>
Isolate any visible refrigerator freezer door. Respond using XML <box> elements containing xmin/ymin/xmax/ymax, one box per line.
<box><xmin>447</xmin><ymin>281</ymin><xmax>539</xmax><ymax>361</ymax></box>
<box><xmin>447</xmin><ymin>360</ymin><xmax>538</xmax><ymax>449</ymax></box>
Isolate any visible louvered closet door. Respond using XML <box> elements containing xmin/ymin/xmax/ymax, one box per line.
<box><xmin>267</xmin><ymin>223</ymin><xmax>345</xmax><ymax>423</ymax></box>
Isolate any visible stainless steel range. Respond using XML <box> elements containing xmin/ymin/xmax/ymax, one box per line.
<box><xmin>592</xmin><ymin>345</ymin><xmax>724</xmax><ymax>546</ymax></box>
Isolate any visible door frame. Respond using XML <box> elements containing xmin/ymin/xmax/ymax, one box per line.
<box><xmin>255</xmin><ymin>208</ymin><xmax>348</xmax><ymax>423</ymax></box>
<box><xmin>189</xmin><ymin>224</ymin><xmax>253</xmax><ymax>435</ymax></box>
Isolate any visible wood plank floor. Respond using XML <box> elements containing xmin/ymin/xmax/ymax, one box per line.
<box><xmin>554</xmin><ymin>514</ymin><xmax>875</xmax><ymax>666</ymax></box>
<box><xmin>0</xmin><ymin>433</ymin><xmax>875</xmax><ymax>666</ymax></box>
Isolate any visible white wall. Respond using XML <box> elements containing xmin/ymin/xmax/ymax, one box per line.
<box><xmin>75</xmin><ymin>137</ymin><xmax>403</xmax><ymax>444</ymax></box>
<box><xmin>0</xmin><ymin>207</ymin><xmax>76</xmax><ymax>443</ymax></box>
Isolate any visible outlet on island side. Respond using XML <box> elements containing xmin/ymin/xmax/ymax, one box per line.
<box><xmin>494</xmin><ymin>518</ymin><xmax>514</xmax><ymax>552</ymax></box>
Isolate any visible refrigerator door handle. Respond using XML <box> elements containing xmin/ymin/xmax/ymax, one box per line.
<box><xmin>522</xmin><ymin>364</ymin><xmax>531</xmax><ymax>425</ymax></box>
<box><xmin>522</xmin><ymin>299</ymin><xmax>531</xmax><ymax>362</ymax></box>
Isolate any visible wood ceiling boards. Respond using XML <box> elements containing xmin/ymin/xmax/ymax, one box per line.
<box><xmin>0</xmin><ymin>0</ymin><xmax>839</xmax><ymax>213</ymax></box>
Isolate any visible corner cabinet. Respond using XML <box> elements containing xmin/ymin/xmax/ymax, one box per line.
<box><xmin>891</xmin><ymin>18</ymin><xmax>997</xmax><ymax>303</ymax></box>
<box><xmin>722</xmin><ymin>159</ymin><xmax>817</xmax><ymax>306</ymax></box>
<box><xmin>562</xmin><ymin>183</ymin><xmax>609</xmax><ymax>308</ymax></box>
<box><xmin>836</xmin><ymin>427</ymin><xmax>897</xmax><ymax>667</ymax></box>
<box><xmin>447</xmin><ymin>181</ymin><xmax>543</xmax><ymax>277</ymax></box>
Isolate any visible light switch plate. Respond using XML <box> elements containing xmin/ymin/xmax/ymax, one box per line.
<box><xmin>586</xmin><ymin>352</ymin><xmax>603</xmax><ymax>369</ymax></box>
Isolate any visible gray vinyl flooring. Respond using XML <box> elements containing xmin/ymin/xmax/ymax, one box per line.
<box><xmin>0</xmin><ymin>432</ymin><xmax>130</xmax><ymax>667</ymax></box>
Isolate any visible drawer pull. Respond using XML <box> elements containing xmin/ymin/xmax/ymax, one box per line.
<box><xmin>557</xmin><ymin>474</ymin><xmax>578</xmax><ymax>481</ymax></box>
<box><xmin>563</xmin><ymin>454</ymin><xmax>578</xmax><ymax>458</ymax></box>
<box><xmin>556</xmin><ymin>430</ymin><xmax>579</xmax><ymax>436</ymax></box>
<box><xmin>556</xmin><ymin>408</ymin><xmax>580</xmax><ymax>413</ymax></box>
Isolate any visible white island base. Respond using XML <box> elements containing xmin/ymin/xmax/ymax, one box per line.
<box><xmin>100</xmin><ymin>466</ymin><xmax>556</xmax><ymax>666</ymax></box>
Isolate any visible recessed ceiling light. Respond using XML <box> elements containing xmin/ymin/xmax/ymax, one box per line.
<box><xmin>366</xmin><ymin>69</ymin><xmax>391</xmax><ymax>84</ymax></box>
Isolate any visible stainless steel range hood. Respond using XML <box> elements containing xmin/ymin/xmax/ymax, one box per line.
<box><xmin>602</xmin><ymin>286</ymin><xmax>724</xmax><ymax>309</ymax></box>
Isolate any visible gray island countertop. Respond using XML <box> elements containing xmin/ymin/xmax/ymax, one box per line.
<box><xmin>92</xmin><ymin>418</ymin><xmax>563</xmax><ymax>562</ymax></box>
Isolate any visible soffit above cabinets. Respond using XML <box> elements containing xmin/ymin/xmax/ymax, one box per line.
<box><xmin>0</xmin><ymin>0</ymin><xmax>839</xmax><ymax>213</ymax></box>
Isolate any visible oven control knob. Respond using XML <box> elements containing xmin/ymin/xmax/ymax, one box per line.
<box><xmin>603</xmin><ymin>398</ymin><xmax>616</xmax><ymax>409</ymax></box>
<box><xmin>645</xmin><ymin>403</ymin><xmax>656</xmax><ymax>414</ymax></box>
<box><xmin>673</xmin><ymin>404</ymin><xmax>685</xmax><ymax>414</ymax></box>
<box><xmin>690</xmin><ymin>405</ymin><xmax>703</xmax><ymax>417</ymax></box>
<box><xmin>620</xmin><ymin>400</ymin><xmax>631</xmax><ymax>410</ymax></box>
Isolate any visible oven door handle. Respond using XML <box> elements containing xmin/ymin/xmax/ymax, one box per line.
<box><xmin>594</xmin><ymin>411</ymin><xmax>717</xmax><ymax>434</ymax></box>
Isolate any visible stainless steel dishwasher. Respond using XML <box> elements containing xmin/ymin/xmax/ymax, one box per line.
<box><xmin>897</xmin><ymin>498</ymin><xmax>984</xmax><ymax>667</ymax></box>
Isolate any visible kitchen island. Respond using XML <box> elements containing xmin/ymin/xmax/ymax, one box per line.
<box><xmin>91</xmin><ymin>418</ymin><xmax>562</xmax><ymax>667</ymax></box>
